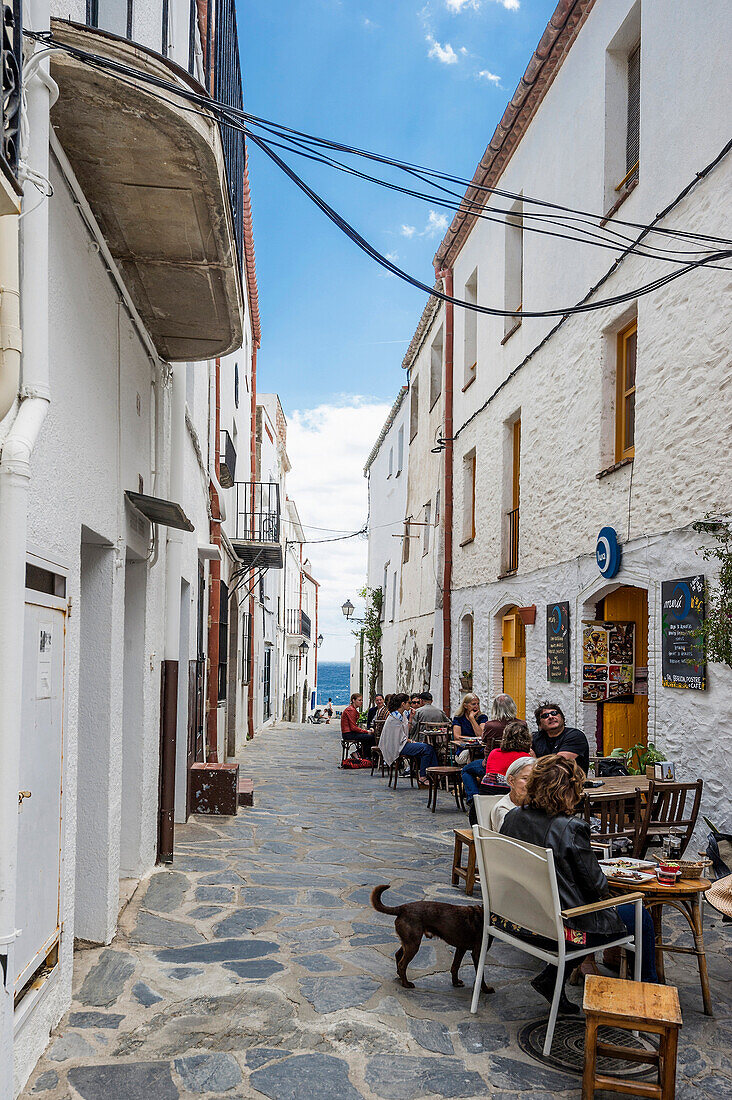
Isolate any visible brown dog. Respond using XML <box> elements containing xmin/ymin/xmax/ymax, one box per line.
<box><xmin>371</xmin><ymin>884</ymin><xmax>494</xmax><ymax>992</ymax></box>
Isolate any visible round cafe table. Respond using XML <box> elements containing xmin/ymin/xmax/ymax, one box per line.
<box><xmin>607</xmin><ymin>873</ymin><xmax>713</xmax><ymax>1015</ymax></box>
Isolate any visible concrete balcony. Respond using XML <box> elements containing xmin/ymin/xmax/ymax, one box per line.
<box><xmin>49</xmin><ymin>19</ymin><xmax>244</xmax><ymax>361</ymax></box>
<box><xmin>230</xmin><ymin>481</ymin><xmax>283</xmax><ymax>569</ymax></box>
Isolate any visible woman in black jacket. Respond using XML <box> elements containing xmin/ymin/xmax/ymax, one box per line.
<box><xmin>500</xmin><ymin>754</ymin><xmax>657</xmax><ymax>1013</ymax></box>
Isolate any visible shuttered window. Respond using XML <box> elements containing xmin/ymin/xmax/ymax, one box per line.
<box><xmin>625</xmin><ymin>41</ymin><xmax>640</xmax><ymax>183</ymax></box>
<box><xmin>616</xmin><ymin>321</ymin><xmax>637</xmax><ymax>461</ymax></box>
<box><xmin>241</xmin><ymin>611</ymin><xmax>251</xmax><ymax>684</ymax></box>
<box><xmin>218</xmin><ymin>580</ymin><xmax>229</xmax><ymax>701</ymax></box>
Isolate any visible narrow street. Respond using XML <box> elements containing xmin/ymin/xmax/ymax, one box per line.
<box><xmin>23</xmin><ymin>723</ymin><xmax>731</xmax><ymax>1100</ymax></box>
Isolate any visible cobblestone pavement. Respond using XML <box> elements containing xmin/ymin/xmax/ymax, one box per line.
<box><xmin>23</xmin><ymin>722</ymin><xmax>732</xmax><ymax>1099</ymax></box>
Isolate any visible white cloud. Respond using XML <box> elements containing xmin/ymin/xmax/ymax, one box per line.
<box><xmin>285</xmin><ymin>398</ymin><xmax>392</xmax><ymax>664</ymax></box>
<box><xmin>379</xmin><ymin>250</ymin><xmax>400</xmax><ymax>278</ymax></box>
<box><xmin>446</xmin><ymin>0</ymin><xmax>519</xmax><ymax>10</ymax></box>
<box><xmin>400</xmin><ymin>225</ymin><xmax>417</xmax><ymax>238</ymax></box>
<box><xmin>426</xmin><ymin>35</ymin><xmax>459</xmax><ymax>64</ymax></box>
<box><xmin>477</xmin><ymin>69</ymin><xmax>501</xmax><ymax>85</ymax></box>
<box><xmin>423</xmin><ymin>209</ymin><xmax>449</xmax><ymax>236</ymax></box>
<box><xmin>362</xmin><ymin>16</ymin><xmax>378</xmax><ymax>29</ymax></box>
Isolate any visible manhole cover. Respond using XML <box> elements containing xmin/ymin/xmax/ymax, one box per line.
<box><xmin>517</xmin><ymin>1017</ymin><xmax>658</xmax><ymax>1077</ymax></box>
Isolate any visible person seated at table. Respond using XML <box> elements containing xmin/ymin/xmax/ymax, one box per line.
<box><xmin>532</xmin><ymin>701</ymin><xmax>590</xmax><ymax>776</ymax></box>
<box><xmin>340</xmin><ymin>693</ymin><xmax>376</xmax><ymax>759</ymax></box>
<box><xmin>500</xmin><ymin>754</ymin><xmax>658</xmax><ymax>1014</ymax></box>
<box><xmin>367</xmin><ymin>694</ymin><xmax>385</xmax><ymax>729</ymax></box>
<box><xmin>488</xmin><ymin>756</ymin><xmax>537</xmax><ymax>830</ymax></box>
<box><xmin>482</xmin><ymin>720</ymin><xmax>534</xmax><ymax>788</ymax></box>
<box><xmin>411</xmin><ymin>691</ymin><xmax>449</xmax><ymax>738</ymax></box>
<box><xmin>459</xmin><ymin>695</ymin><xmax>515</xmax><ymax>804</ymax></box>
<box><xmin>379</xmin><ymin>693</ymin><xmax>439</xmax><ymax>787</ymax></box>
<box><xmin>452</xmin><ymin>693</ymin><xmax>488</xmax><ymax>745</ymax></box>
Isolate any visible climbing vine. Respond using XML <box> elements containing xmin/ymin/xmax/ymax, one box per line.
<box><xmin>358</xmin><ymin>585</ymin><xmax>383</xmax><ymax>703</ymax></box>
<box><xmin>693</xmin><ymin>513</ymin><xmax>732</xmax><ymax>668</ymax></box>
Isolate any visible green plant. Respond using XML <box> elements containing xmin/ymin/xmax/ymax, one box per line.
<box><xmin>358</xmin><ymin>584</ymin><xmax>383</xmax><ymax>704</ymax></box>
<box><xmin>610</xmin><ymin>741</ymin><xmax>666</xmax><ymax>775</ymax></box>
<box><xmin>692</xmin><ymin>513</ymin><xmax>732</xmax><ymax>668</ymax></box>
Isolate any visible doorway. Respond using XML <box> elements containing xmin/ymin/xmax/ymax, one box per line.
<box><xmin>597</xmin><ymin>585</ymin><xmax>648</xmax><ymax>754</ymax></box>
<box><xmin>263</xmin><ymin>645</ymin><xmax>272</xmax><ymax>721</ymax></box>
<box><xmin>502</xmin><ymin>605</ymin><xmax>526</xmax><ymax>718</ymax></box>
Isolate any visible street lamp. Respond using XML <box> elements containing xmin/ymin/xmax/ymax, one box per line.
<box><xmin>341</xmin><ymin>598</ymin><xmax>354</xmax><ymax>620</ymax></box>
<box><xmin>316</xmin><ymin>634</ymin><xmax>324</xmax><ymax>648</ymax></box>
<box><xmin>298</xmin><ymin>640</ymin><xmax>309</xmax><ymax>654</ymax></box>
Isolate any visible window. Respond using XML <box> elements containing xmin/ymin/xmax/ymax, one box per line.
<box><xmin>88</xmin><ymin>0</ymin><xmax>133</xmax><ymax>38</ymax></box>
<box><xmin>410</xmin><ymin>377</ymin><xmax>419</xmax><ymax>441</ymax></box>
<box><xmin>462</xmin><ymin>451</ymin><xmax>476</xmax><ymax>544</ymax></box>
<box><xmin>391</xmin><ymin>571</ymin><xmax>397</xmax><ymax>621</ymax></box>
<box><xmin>430</xmin><ymin>328</ymin><xmax>443</xmax><ymax>408</ymax></box>
<box><xmin>425</xmin><ymin>643</ymin><xmax>433</xmax><ymax>684</ymax></box>
<box><xmin>625</xmin><ymin>41</ymin><xmax>641</xmax><ymax>187</ymax></box>
<box><xmin>423</xmin><ymin>502</ymin><xmax>431</xmax><ymax>555</ymax></box>
<box><xmin>460</xmin><ymin>614</ymin><xmax>474</xmax><ymax>675</ymax></box>
<box><xmin>161</xmin><ymin>0</ymin><xmax>171</xmax><ymax>56</ymax></box>
<box><xmin>402</xmin><ymin>519</ymin><xmax>411</xmax><ymax>564</ymax></box>
<box><xmin>464</xmin><ymin>271</ymin><xmax>478</xmax><ymax>386</ymax></box>
<box><xmin>388</xmin><ymin>447</ymin><xmax>393</xmax><ymax>478</ymax></box>
<box><xmin>604</xmin><ymin>8</ymin><xmax>641</xmax><ymax>210</ymax></box>
<box><xmin>504</xmin><ymin>200</ymin><xmax>523</xmax><ymax>339</ymax></box>
<box><xmin>241</xmin><ymin>611</ymin><xmax>252</xmax><ymax>683</ymax></box>
<box><xmin>218</xmin><ymin>580</ymin><xmax>229</xmax><ymax>701</ymax></box>
<box><xmin>616</xmin><ymin>320</ymin><xmax>637</xmax><ymax>460</ymax></box>
<box><xmin>234</xmin><ymin>362</ymin><xmax>239</xmax><ymax>409</ymax></box>
<box><xmin>381</xmin><ymin>562</ymin><xmax>389</xmax><ymax>620</ymax></box>
<box><xmin>505</xmin><ymin>418</ymin><xmax>521</xmax><ymax>573</ymax></box>
<box><xmin>435</xmin><ymin>489</ymin><xmax>440</xmax><ymax>527</ymax></box>
<box><xmin>396</xmin><ymin>426</ymin><xmax>404</xmax><ymax>475</ymax></box>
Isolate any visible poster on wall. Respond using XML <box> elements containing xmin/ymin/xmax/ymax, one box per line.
<box><xmin>582</xmin><ymin>621</ymin><xmax>635</xmax><ymax>702</ymax></box>
<box><xmin>546</xmin><ymin>602</ymin><xmax>570</xmax><ymax>683</ymax></box>
<box><xmin>661</xmin><ymin>575</ymin><xmax>706</xmax><ymax>690</ymax></box>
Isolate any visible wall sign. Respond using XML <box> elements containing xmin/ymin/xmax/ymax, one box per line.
<box><xmin>596</xmin><ymin>526</ymin><xmax>621</xmax><ymax>578</ymax></box>
<box><xmin>661</xmin><ymin>575</ymin><xmax>706</xmax><ymax>690</ymax></box>
<box><xmin>582</xmin><ymin>620</ymin><xmax>635</xmax><ymax>702</ymax></box>
<box><xmin>546</xmin><ymin>601</ymin><xmax>570</xmax><ymax>683</ymax></box>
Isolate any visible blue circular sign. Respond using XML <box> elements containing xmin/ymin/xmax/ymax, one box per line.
<box><xmin>596</xmin><ymin>527</ymin><xmax>621</xmax><ymax>578</ymax></box>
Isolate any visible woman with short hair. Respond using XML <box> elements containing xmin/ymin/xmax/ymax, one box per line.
<box><xmin>379</xmin><ymin>693</ymin><xmax>438</xmax><ymax>787</ymax></box>
<box><xmin>500</xmin><ymin>754</ymin><xmax>657</xmax><ymax>1014</ymax></box>
<box><xmin>488</xmin><ymin>756</ymin><xmax>536</xmax><ymax>830</ymax></box>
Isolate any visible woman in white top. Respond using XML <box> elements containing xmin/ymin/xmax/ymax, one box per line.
<box><xmin>379</xmin><ymin>693</ymin><xmax>438</xmax><ymax>788</ymax></box>
<box><xmin>489</xmin><ymin>756</ymin><xmax>537</xmax><ymax>830</ymax></box>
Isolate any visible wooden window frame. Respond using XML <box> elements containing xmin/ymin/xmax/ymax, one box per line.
<box><xmin>402</xmin><ymin>519</ymin><xmax>411</xmax><ymax>564</ymax></box>
<box><xmin>461</xmin><ymin>451</ymin><xmax>476</xmax><ymax>545</ymax></box>
<box><xmin>410</xmin><ymin>378</ymin><xmax>419</xmax><ymax>443</ymax></box>
<box><xmin>615</xmin><ymin>320</ymin><xmax>637</xmax><ymax>461</ymax></box>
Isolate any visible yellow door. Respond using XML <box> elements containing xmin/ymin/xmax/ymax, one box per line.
<box><xmin>502</xmin><ymin>607</ymin><xmax>526</xmax><ymax>719</ymax></box>
<box><xmin>599</xmin><ymin>586</ymin><xmax>648</xmax><ymax>754</ymax></box>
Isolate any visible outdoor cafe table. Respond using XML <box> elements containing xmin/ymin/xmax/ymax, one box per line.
<box><xmin>607</xmin><ymin>872</ymin><xmax>713</xmax><ymax>1015</ymax></box>
<box><xmin>586</xmin><ymin>775</ymin><xmax>651</xmax><ymax>797</ymax></box>
<box><xmin>449</xmin><ymin>738</ymin><xmax>483</xmax><ymax>762</ymax></box>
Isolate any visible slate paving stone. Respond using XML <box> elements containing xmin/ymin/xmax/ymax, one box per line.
<box><xmin>248</xmin><ymin>1053</ymin><xmax>362</xmax><ymax>1100</ymax></box>
<box><xmin>68</xmin><ymin>1061</ymin><xmax>179</xmax><ymax>1100</ymax></box>
<box><xmin>48</xmin><ymin>1032</ymin><xmax>97</xmax><ymax>1061</ymax></box>
<box><xmin>132</xmin><ymin>982</ymin><xmax>162</xmax><ymax>1007</ymax></box>
<box><xmin>172</xmin><ymin>857</ymin><xmax>229</xmax><ymax>873</ymax></box>
<box><xmin>294</xmin><ymin>954</ymin><xmax>342</xmax><ymax>973</ymax></box>
<box><xmin>143</xmin><ymin>872</ymin><xmax>190</xmax><ymax>914</ymax></box>
<box><xmin>213</xmin><ymin>908</ymin><xmax>279</xmax><ymax>936</ymax></box>
<box><xmin>167</xmin><ymin>967</ymin><xmax>205</xmax><ymax>980</ymax></box>
<box><xmin>365</xmin><ymin>1055</ymin><xmax>488</xmax><ymax>1099</ymax></box>
<box><xmin>188</xmin><ymin>905</ymin><xmax>224</xmax><ymax>920</ymax></box>
<box><xmin>173</xmin><ymin>1052</ymin><xmax>242</xmax><ymax>1092</ymax></box>
<box><xmin>279</xmin><ymin>927</ymin><xmax>340</xmax><ymax>952</ymax></box>
<box><xmin>68</xmin><ymin>1012</ymin><xmax>124</xmax><ymax>1029</ymax></box>
<box><xmin>245</xmin><ymin>1048</ymin><xmax>293</xmax><ymax>1070</ymax></box>
<box><xmin>78</xmin><ymin>949</ymin><xmax>136</xmax><ymax>1007</ymax></box>
<box><xmin>221</xmin><ymin>959</ymin><xmax>285</xmax><ymax>979</ymax></box>
<box><xmin>456</xmin><ymin>1020</ymin><xmax>510</xmax><ymax>1054</ymax></box>
<box><xmin>299</xmin><ymin>975</ymin><xmax>381</xmax><ymax>1013</ymax></box>
<box><xmin>487</xmin><ymin>1054</ymin><xmax>575</xmax><ymax>1092</ymax></box>
<box><xmin>409</xmin><ymin>1019</ymin><xmax>454</xmax><ymax>1055</ymax></box>
<box><xmin>196</xmin><ymin>872</ymin><xmax>246</xmax><ymax>886</ymax></box>
<box><xmin>195</xmin><ymin>886</ymin><xmax>234</xmax><ymax>903</ymax></box>
<box><xmin>155</xmin><ymin>939</ymin><xmax>278</xmax><ymax>964</ymax></box>
<box><xmin>237</xmin><ymin>888</ymin><xmax>293</xmax><ymax>906</ymax></box>
<box><xmin>30</xmin><ymin>1070</ymin><xmax>58</xmax><ymax>1092</ymax></box>
<box><xmin>131</xmin><ymin>913</ymin><xmax>205</xmax><ymax>948</ymax></box>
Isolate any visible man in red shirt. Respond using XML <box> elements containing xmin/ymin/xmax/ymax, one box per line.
<box><xmin>340</xmin><ymin>693</ymin><xmax>375</xmax><ymax>759</ymax></box>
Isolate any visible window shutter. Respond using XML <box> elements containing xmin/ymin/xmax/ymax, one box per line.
<box><xmin>626</xmin><ymin>41</ymin><xmax>641</xmax><ymax>176</ymax></box>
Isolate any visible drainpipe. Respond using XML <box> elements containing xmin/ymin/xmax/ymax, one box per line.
<box><xmin>247</xmin><ymin>345</ymin><xmax>257</xmax><ymax>738</ymax></box>
<box><xmin>0</xmin><ymin>16</ymin><xmax>54</xmax><ymax>1097</ymax></box>
<box><xmin>0</xmin><ymin>217</ymin><xmax>21</xmax><ymax>421</ymax></box>
<box><xmin>206</xmin><ymin>357</ymin><xmax>222</xmax><ymax>761</ymax></box>
<box><xmin>157</xmin><ymin>363</ymin><xmax>185</xmax><ymax>863</ymax></box>
<box><xmin>437</xmin><ymin>267</ymin><xmax>454</xmax><ymax>716</ymax></box>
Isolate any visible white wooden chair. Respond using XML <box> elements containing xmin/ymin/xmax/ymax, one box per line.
<box><xmin>473</xmin><ymin>793</ymin><xmax>505</xmax><ymax>830</ymax></box>
<box><xmin>470</xmin><ymin>825</ymin><xmax>643</xmax><ymax>1056</ymax></box>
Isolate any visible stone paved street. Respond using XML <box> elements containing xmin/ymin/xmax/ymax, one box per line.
<box><xmin>22</xmin><ymin>723</ymin><xmax>732</xmax><ymax>1099</ymax></box>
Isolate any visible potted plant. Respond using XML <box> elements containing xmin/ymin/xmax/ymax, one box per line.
<box><xmin>609</xmin><ymin>742</ymin><xmax>666</xmax><ymax>776</ymax></box>
<box><xmin>460</xmin><ymin>670</ymin><xmax>473</xmax><ymax>691</ymax></box>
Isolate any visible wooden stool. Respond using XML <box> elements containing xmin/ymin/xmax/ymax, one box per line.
<box><xmin>426</xmin><ymin>766</ymin><xmax>465</xmax><ymax>813</ymax></box>
<box><xmin>452</xmin><ymin>828</ymin><xmax>479</xmax><ymax>896</ymax></box>
<box><xmin>582</xmin><ymin>975</ymin><xmax>682</xmax><ymax>1100</ymax></box>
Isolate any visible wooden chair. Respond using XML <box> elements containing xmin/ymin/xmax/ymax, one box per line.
<box><xmin>370</xmin><ymin>745</ymin><xmax>386</xmax><ymax>777</ymax></box>
<box><xmin>636</xmin><ymin>779</ymin><xmax>703</xmax><ymax>859</ymax></box>
<box><xmin>469</xmin><ymin>826</ymin><xmax>643</xmax><ymax>1057</ymax></box>
<box><xmin>425</xmin><ymin>766</ymin><xmax>465</xmax><ymax>812</ymax></box>
<box><xmin>583</xmin><ymin>787</ymin><xmax>644</xmax><ymax>858</ymax></box>
<box><xmin>419</xmin><ymin>726</ymin><xmax>452</xmax><ymax>765</ymax></box>
<box><xmin>582</xmin><ymin>975</ymin><xmax>682</xmax><ymax>1100</ymax></box>
<box><xmin>388</xmin><ymin>754</ymin><xmax>418</xmax><ymax>789</ymax></box>
<box><xmin>452</xmin><ymin>828</ymin><xmax>479</xmax><ymax>896</ymax></box>
<box><xmin>340</xmin><ymin>738</ymin><xmax>361</xmax><ymax>765</ymax></box>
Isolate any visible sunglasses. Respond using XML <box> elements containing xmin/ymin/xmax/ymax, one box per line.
<box><xmin>540</xmin><ymin>709</ymin><xmax>560</xmax><ymax>719</ymax></box>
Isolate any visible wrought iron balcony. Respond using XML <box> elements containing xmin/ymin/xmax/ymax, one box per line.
<box><xmin>231</xmin><ymin>481</ymin><xmax>282</xmax><ymax>569</ymax></box>
<box><xmin>505</xmin><ymin>506</ymin><xmax>519</xmax><ymax>575</ymax></box>
<box><xmin>213</xmin><ymin>0</ymin><xmax>245</xmax><ymax>280</ymax></box>
<box><xmin>219</xmin><ymin>429</ymin><xmax>237</xmax><ymax>489</ymax></box>
<box><xmin>0</xmin><ymin>1</ymin><xmax>22</xmax><ymax>211</ymax></box>
<box><xmin>286</xmin><ymin>609</ymin><xmax>311</xmax><ymax>640</ymax></box>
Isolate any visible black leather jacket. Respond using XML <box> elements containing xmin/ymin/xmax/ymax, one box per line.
<box><xmin>501</xmin><ymin>806</ymin><xmax>626</xmax><ymax>937</ymax></box>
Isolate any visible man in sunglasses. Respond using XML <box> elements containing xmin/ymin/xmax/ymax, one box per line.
<box><xmin>532</xmin><ymin>702</ymin><xmax>590</xmax><ymax>776</ymax></box>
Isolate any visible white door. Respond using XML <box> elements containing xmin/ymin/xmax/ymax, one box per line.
<box><xmin>15</xmin><ymin>596</ymin><xmax>66</xmax><ymax>992</ymax></box>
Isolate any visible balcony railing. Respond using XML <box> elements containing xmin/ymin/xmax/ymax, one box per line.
<box><xmin>219</xmin><ymin>429</ymin><xmax>237</xmax><ymax>488</ymax></box>
<box><xmin>506</xmin><ymin>507</ymin><xmax>519</xmax><ymax>574</ymax></box>
<box><xmin>230</xmin><ymin>481</ymin><xmax>282</xmax><ymax>568</ymax></box>
<box><xmin>213</xmin><ymin>0</ymin><xmax>245</xmax><ymax>279</ymax></box>
<box><xmin>1</xmin><ymin>1</ymin><xmax>22</xmax><ymax>184</ymax></box>
<box><xmin>286</xmin><ymin>609</ymin><xmax>311</xmax><ymax>639</ymax></box>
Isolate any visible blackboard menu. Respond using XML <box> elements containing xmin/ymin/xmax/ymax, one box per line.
<box><xmin>546</xmin><ymin>602</ymin><xmax>570</xmax><ymax>683</ymax></box>
<box><xmin>661</xmin><ymin>575</ymin><xmax>706</xmax><ymax>690</ymax></box>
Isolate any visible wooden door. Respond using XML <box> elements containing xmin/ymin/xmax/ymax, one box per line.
<box><xmin>502</xmin><ymin>606</ymin><xmax>526</xmax><ymax>719</ymax></box>
<box><xmin>599</xmin><ymin>586</ymin><xmax>648</xmax><ymax>754</ymax></box>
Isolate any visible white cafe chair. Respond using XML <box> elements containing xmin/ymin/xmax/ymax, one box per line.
<box><xmin>473</xmin><ymin>793</ymin><xmax>505</xmax><ymax>830</ymax></box>
<box><xmin>470</xmin><ymin>826</ymin><xmax>643</xmax><ymax>1056</ymax></box>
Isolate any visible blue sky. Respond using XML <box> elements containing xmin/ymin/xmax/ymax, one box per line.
<box><xmin>236</xmin><ymin>0</ymin><xmax>558</xmax><ymax>661</ymax></box>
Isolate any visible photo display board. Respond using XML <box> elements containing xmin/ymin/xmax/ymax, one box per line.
<box><xmin>546</xmin><ymin>602</ymin><xmax>570</xmax><ymax>683</ymax></box>
<box><xmin>661</xmin><ymin>575</ymin><xmax>706</xmax><ymax>690</ymax></box>
<box><xmin>582</xmin><ymin>621</ymin><xmax>635</xmax><ymax>702</ymax></box>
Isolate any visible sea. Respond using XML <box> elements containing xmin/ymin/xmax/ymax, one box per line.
<box><xmin>317</xmin><ymin>661</ymin><xmax>351</xmax><ymax>707</ymax></box>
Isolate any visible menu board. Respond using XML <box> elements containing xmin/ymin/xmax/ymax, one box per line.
<box><xmin>582</xmin><ymin>621</ymin><xmax>635</xmax><ymax>702</ymax></box>
<box><xmin>546</xmin><ymin>602</ymin><xmax>570</xmax><ymax>683</ymax></box>
<box><xmin>661</xmin><ymin>575</ymin><xmax>706</xmax><ymax>690</ymax></box>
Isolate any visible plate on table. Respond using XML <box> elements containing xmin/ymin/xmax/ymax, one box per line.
<box><xmin>603</xmin><ymin>868</ymin><xmax>656</xmax><ymax>883</ymax></box>
<box><xmin>599</xmin><ymin>857</ymin><xmax>656</xmax><ymax>881</ymax></box>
